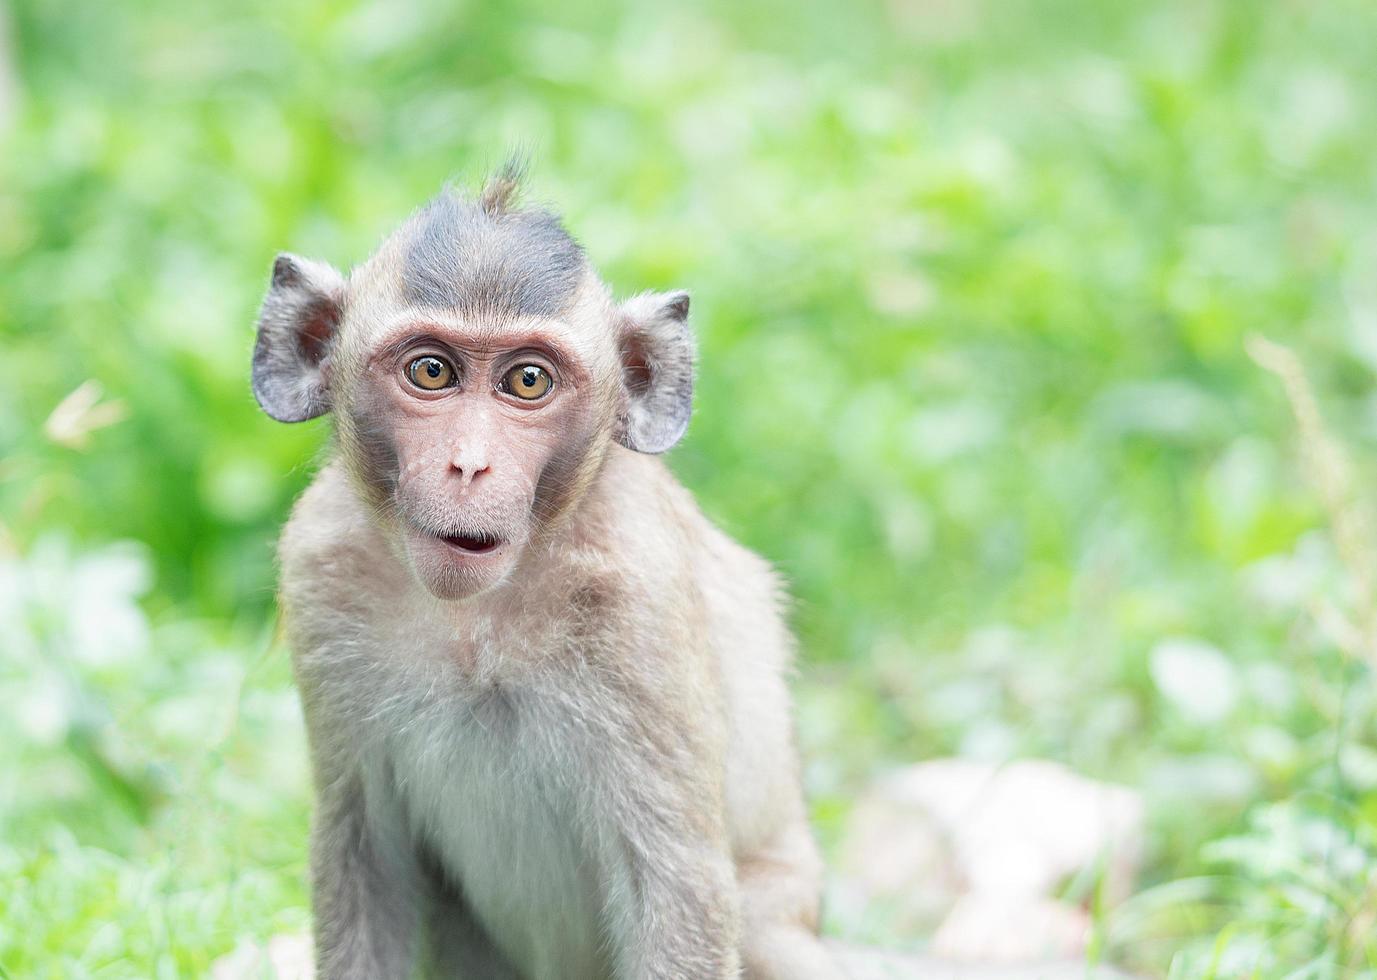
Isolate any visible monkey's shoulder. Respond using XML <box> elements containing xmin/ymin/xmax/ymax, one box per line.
<box><xmin>577</xmin><ymin>449</ymin><xmax>787</xmax><ymax>620</ymax></box>
<box><xmin>277</xmin><ymin>460</ymin><xmax>403</xmax><ymax>598</ymax></box>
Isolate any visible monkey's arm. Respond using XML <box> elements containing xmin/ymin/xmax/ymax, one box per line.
<box><xmin>310</xmin><ymin>779</ymin><xmax>420</xmax><ymax>979</ymax></box>
<box><xmin>598</xmin><ymin>800</ymin><xmax>743</xmax><ymax>980</ymax></box>
<box><xmin>302</xmin><ymin>701</ymin><xmax>423</xmax><ymax>980</ymax></box>
<box><xmin>563</xmin><ymin>670</ymin><xmax>742</xmax><ymax>980</ymax></box>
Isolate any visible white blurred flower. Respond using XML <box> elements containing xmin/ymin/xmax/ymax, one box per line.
<box><xmin>1150</xmin><ymin>637</ymin><xmax>1240</xmax><ymax>724</ymax></box>
<box><xmin>1242</xmin><ymin>531</ymin><xmax>1335</xmax><ymax>611</ymax></box>
<box><xmin>0</xmin><ymin>536</ymin><xmax>155</xmax><ymax>750</ymax></box>
<box><xmin>68</xmin><ymin>541</ymin><xmax>152</xmax><ymax>666</ymax></box>
<box><xmin>1</xmin><ymin>535</ymin><xmax>152</xmax><ymax>671</ymax></box>
<box><xmin>12</xmin><ymin>674</ymin><xmax>72</xmax><ymax>745</ymax></box>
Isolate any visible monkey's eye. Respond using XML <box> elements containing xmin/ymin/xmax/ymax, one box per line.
<box><xmin>501</xmin><ymin>364</ymin><xmax>553</xmax><ymax>401</ymax></box>
<box><xmin>407</xmin><ymin>356</ymin><xmax>456</xmax><ymax>391</ymax></box>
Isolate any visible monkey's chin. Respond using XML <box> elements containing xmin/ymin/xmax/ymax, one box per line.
<box><xmin>401</xmin><ymin>528</ymin><xmax>522</xmax><ymax>601</ymax></box>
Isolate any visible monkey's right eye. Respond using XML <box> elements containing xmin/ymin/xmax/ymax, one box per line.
<box><xmin>407</xmin><ymin>356</ymin><xmax>456</xmax><ymax>391</ymax></box>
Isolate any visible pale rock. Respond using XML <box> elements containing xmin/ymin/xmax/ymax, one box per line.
<box><xmin>931</xmin><ymin>895</ymin><xmax>1089</xmax><ymax>960</ymax></box>
<box><xmin>838</xmin><ymin>758</ymin><xmax>1144</xmax><ymax>960</ymax></box>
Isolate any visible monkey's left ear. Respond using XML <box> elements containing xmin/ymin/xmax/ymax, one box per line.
<box><xmin>615</xmin><ymin>290</ymin><xmax>694</xmax><ymax>454</ymax></box>
<box><xmin>252</xmin><ymin>253</ymin><xmax>346</xmax><ymax>423</ymax></box>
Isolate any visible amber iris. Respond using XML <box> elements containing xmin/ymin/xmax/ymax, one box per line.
<box><xmin>407</xmin><ymin>356</ymin><xmax>455</xmax><ymax>390</ymax></box>
<box><xmin>504</xmin><ymin>364</ymin><xmax>553</xmax><ymax>400</ymax></box>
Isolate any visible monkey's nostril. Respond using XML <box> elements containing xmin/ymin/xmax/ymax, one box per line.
<box><xmin>451</xmin><ymin>460</ymin><xmax>492</xmax><ymax>489</ymax></box>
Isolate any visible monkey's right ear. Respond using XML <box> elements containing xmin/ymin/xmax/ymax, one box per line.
<box><xmin>251</xmin><ymin>253</ymin><xmax>347</xmax><ymax>423</ymax></box>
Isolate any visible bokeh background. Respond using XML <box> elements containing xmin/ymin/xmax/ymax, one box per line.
<box><xmin>3</xmin><ymin>0</ymin><xmax>1376</xmax><ymax>975</ymax></box>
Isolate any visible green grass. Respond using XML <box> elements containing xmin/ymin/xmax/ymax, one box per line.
<box><xmin>2</xmin><ymin>0</ymin><xmax>1376</xmax><ymax>975</ymax></box>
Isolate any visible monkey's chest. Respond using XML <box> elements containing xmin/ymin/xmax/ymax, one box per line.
<box><xmin>389</xmin><ymin>700</ymin><xmax>612</xmax><ymax>980</ymax></box>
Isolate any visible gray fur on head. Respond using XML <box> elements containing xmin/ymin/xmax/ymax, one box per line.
<box><xmin>616</xmin><ymin>291</ymin><xmax>694</xmax><ymax>454</ymax></box>
<box><xmin>399</xmin><ymin>166</ymin><xmax>586</xmax><ymax>318</ymax></box>
<box><xmin>252</xmin><ymin>253</ymin><xmax>346</xmax><ymax>423</ymax></box>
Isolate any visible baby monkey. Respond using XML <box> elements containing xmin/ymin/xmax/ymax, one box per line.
<box><xmin>252</xmin><ymin>168</ymin><xmax>844</xmax><ymax>980</ymax></box>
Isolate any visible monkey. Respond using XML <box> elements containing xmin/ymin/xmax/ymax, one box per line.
<box><xmin>251</xmin><ymin>165</ymin><xmax>847</xmax><ymax>980</ymax></box>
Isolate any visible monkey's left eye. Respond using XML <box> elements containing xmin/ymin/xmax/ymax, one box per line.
<box><xmin>501</xmin><ymin>364</ymin><xmax>553</xmax><ymax>401</ymax></box>
<box><xmin>407</xmin><ymin>356</ymin><xmax>456</xmax><ymax>391</ymax></box>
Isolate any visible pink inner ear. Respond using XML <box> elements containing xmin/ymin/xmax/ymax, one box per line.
<box><xmin>297</xmin><ymin>298</ymin><xmax>339</xmax><ymax>365</ymax></box>
<box><xmin>622</xmin><ymin>345</ymin><xmax>654</xmax><ymax>395</ymax></box>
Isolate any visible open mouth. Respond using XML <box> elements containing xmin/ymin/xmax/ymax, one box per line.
<box><xmin>437</xmin><ymin>532</ymin><xmax>502</xmax><ymax>555</ymax></box>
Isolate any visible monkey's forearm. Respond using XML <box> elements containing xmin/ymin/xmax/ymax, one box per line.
<box><xmin>571</xmin><ymin>677</ymin><xmax>744</xmax><ymax>979</ymax></box>
<box><xmin>309</xmin><ymin>781</ymin><xmax>421</xmax><ymax>980</ymax></box>
<box><xmin>607</xmin><ymin>842</ymin><xmax>742</xmax><ymax>980</ymax></box>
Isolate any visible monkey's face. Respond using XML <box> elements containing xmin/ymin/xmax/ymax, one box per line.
<box><xmin>340</xmin><ymin>310</ymin><xmax>612</xmax><ymax>601</ymax></box>
<box><xmin>250</xmin><ymin>181</ymin><xmax>697</xmax><ymax>602</ymax></box>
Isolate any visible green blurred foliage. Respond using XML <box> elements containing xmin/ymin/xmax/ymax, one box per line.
<box><xmin>2</xmin><ymin>0</ymin><xmax>1376</xmax><ymax>975</ymax></box>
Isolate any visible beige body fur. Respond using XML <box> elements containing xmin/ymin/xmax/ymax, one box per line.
<box><xmin>283</xmin><ymin>452</ymin><xmax>831</xmax><ymax>979</ymax></box>
<box><xmin>254</xmin><ymin>171</ymin><xmax>844</xmax><ymax>979</ymax></box>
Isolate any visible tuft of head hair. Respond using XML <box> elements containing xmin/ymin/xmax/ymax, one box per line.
<box><xmin>478</xmin><ymin>157</ymin><xmax>527</xmax><ymax>217</ymax></box>
<box><xmin>397</xmin><ymin>157</ymin><xmax>585</xmax><ymax>318</ymax></box>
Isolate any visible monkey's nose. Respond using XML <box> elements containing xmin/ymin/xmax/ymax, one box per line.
<box><xmin>450</xmin><ymin>453</ymin><xmax>491</xmax><ymax>490</ymax></box>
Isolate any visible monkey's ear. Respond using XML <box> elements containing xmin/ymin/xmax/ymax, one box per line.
<box><xmin>615</xmin><ymin>290</ymin><xmax>695</xmax><ymax>454</ymax></box>
<box><xmin>251</xmin><ymin>253</ymin><xmax>346</xmax><ymax>423</ymax></box>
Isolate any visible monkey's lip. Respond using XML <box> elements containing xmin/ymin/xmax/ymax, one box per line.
<box><xmin>435</xmin><ymin>531</ymin><xmax>503</xmax><ymax>555</ymax></box>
